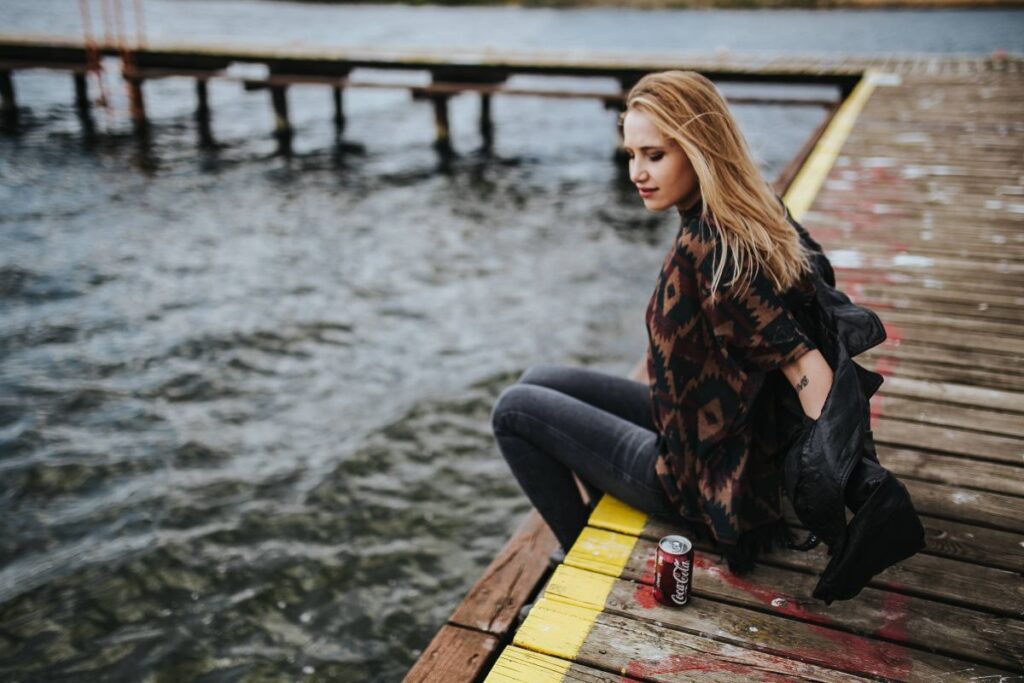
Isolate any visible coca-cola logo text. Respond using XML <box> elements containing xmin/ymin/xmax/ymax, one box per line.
<box><xmin>671</xmin><ymin>559</ymin><xmax>690</xmax><ymax>605</ymax></box>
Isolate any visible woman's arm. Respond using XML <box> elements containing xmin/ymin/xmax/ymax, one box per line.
<box><xmin>780</xmin><ymin>349</ymin><xmax>834</xmax><ymax>420</ymax></box>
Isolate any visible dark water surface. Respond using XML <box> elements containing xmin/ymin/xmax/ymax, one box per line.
<box><xmin>2</xmin><ymin>2</ymin><xmax>1021</xmax><ymax>681</ymax></box>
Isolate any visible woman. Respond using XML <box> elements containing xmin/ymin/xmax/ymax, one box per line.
<box><xmin>490</xmin><ymin>70</ymin><xmax>835</xmax><ymax>574</ymax></box>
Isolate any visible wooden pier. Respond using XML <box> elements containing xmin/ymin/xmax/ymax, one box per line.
<box><xmin>1</xmin><ymin>35</ymin><xmax>872</xmax><ymax>154</ymax></box>
<box><xmin>2</xmin><ymin>34</ymin><xmax>1020</xmax><ymax>679</ymax></box>
<box><xmin>407</xmin><ymin>53</ymin><xmax>1024</xmax><ymax>682</ymax></box>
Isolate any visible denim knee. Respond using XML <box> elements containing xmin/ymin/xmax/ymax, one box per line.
<box><xmin>490</xmin><ymin>382</ymin><xmax>534</xmax><ymax>436</ymax></box>
<box><xmin>517</xmin><ymin>363</ymin><xmax>562</xmax><ymax>386</ymax></box>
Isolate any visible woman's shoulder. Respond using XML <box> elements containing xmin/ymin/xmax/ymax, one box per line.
<box><xmin>675</xmin><ymin>213</ymin><xmax>719</xmax><ymax>256</ymax></box>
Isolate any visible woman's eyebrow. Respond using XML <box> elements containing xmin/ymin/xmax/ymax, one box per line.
<box><xmin>624</xmin><ymin>145</ymin><xmax>664</xmax><ymax>151</ymax></box>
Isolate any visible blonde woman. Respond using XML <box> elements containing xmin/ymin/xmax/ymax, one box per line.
<box><xmin>491</xmin><ymin>70</ymin><xmax>836</xmax><ymax>574</ymax></box>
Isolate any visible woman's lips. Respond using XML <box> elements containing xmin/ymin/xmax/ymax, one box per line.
<box><xmin>638</xmin><ymin>188</ymin><xmax>657</xmax><ymax>198</ymax></box>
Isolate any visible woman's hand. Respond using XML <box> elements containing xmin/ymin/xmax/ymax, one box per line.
<box><xmin>780</xmin><ymin>349</ymin><xmax>834</xmax><ymax>420</ymax></box>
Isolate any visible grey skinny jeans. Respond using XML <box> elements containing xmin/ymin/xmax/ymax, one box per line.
<box><xmin>490</xmin><ymin>363</ymin><xmax>678</xmax><ymax>552</ymax></box>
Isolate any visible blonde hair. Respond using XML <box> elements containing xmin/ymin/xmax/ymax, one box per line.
<box><xmin>618</xmin><ymin>70</ymin><xmax>814</xmax><ymax>300</ymax></box>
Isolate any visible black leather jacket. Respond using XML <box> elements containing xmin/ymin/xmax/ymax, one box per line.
<box><xmin>778</xmin><ymin>217</ymin><xmax>926</xmax><ymax>605</ymax></box>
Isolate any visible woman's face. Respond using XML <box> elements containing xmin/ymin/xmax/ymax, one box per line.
<box><xmin>622</xmin><ymin>109</ymin><xmax>701</xmax><ymax>213</ymax></box>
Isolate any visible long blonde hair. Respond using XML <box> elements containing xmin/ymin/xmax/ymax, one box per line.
<box><xmin>619</xmin><ymin>70</ymin><xmax>813</xmax><ymax>300</ymax></box>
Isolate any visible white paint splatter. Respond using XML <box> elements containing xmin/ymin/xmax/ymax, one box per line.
<box><xmin>771</xmin><ymin>598</ymin><xmax>787</xmax><ymax>608</ymax></box>
<box><xmin>952</xmin><ymin>492</ymin><xmax>979</xmax><ymax>505</ymax></box>
<box><xmin>895</xmin><ymin>132</ymin><xmax>929</xmax><ymax>144</ymax></box>
<box><xmin>892</xmin><ymin>254</ymin><xmax>935</xmax><ymax>268</ymax></box>
<box><xmin>828</xmin><ymin>249</ymin><xmax>864</xmax><ymax>268</ymax></box>
<box><xmin>902</xmin><ymin>165</ymin><xmax>964</xmax><ymax>179</ymax></box>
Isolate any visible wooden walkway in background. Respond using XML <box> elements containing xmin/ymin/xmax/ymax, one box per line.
<box><xmin>472</xmin><ymin>59</ymin><xmax>1024</xmax><ymax>682</ymax></box>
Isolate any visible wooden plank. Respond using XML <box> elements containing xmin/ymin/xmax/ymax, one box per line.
<box><xmin>916</xmin><ymin>515</ymin><xmax>1024</xmax><ymax>575</ymax></box>
<box><xmin>855</xmin><ymin>295</ymin><xmax>1021</xmax><ymax>325</ymax></box>
<box><xmin>871</xmin><ymin>416</ymin><xmax>1023</xmax><ymax>465</ymax></box>
<box><xmin>876</xmin><ymin>376</ymin><xmax>1024</xmax><ymax>414</ymax></box>
<box><xmin>877</xmin><ymin>310</ymin><xmax>1024</xmax><ymax>340</ymax></box>
<box><xmin>902</xmin><ymin>478</ymin><xmax>1024</xmax><ymax>533</ymax></box>
<box><xmin>865</xmin><ymin>359</ymin><xmax>1024</xmax><ymax>394</ymax></box>
<box><xmin>879</xmin><ymin>447</ymin><xmax>1024</xmax><ymax>498</ymax></box>
<box><xmin>544</xmin><ymin>563</ymin><xmax>1018</xmax><ymax>681</ymax></box>
<box><xmin>871</xmin><ymin>397</ymin><xmax>1024</xmax><ymax>438</ymax></box>
<box><xmin>779</xmin><ymin>507</ymin><xmax>1024</xmax><ymax>575</ymax></box>
<box><xmin>402</xmin><ymin>624</ymin><xmax>498</xmax><ymax>683</ymax></box>
<box><xmin>606</xmin><ymin>542</ymin><xmax>1024</xmax><ymax>671</ymax></box>
<box><xmin>516</xmin><ymin>597</ymin><xmax>874</xmax><ymax>682</ymax></box>
<box><xmin>486</xmin><ymin>646</ymin><xmax>637</xmax><ymax>683</ymax></box>
<box><xmin>450</xmin><ymin>509</ymin><xmax>559</xmax><ymax>636</ymax></box>
<box><xmin>622</xmin><ymin>507</ymin><xmax>1023</xmax><ymax>617</ymax></box>
<box><xmin>862</xmin><ymin>322</ymin><xmax>1024</xmax><ymax>359</ymax></box>
<box><xmin>863</xmin><ymin>345</ymin><xmax>1024</xmax><ymax>377</ymax></box>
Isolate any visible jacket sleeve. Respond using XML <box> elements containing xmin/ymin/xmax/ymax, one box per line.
<box><xmin>686</xmin><ymin>221</ymin><xmax>818</xmax><ymax>375</ymax></box>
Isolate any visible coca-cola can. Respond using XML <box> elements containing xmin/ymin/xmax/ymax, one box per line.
<box><xmin>653</xmin><ymin>535</ymin><xmax>694</xmax><ymax>607</ymax></box>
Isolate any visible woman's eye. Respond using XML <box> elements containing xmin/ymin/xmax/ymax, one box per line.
<box><xmin>650</xmin><ymin>153</ymin><xmax>664</xmax><ymax>161</ymax></box>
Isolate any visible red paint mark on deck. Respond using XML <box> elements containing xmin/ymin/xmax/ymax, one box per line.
<box><xmin>643</xmin><ymin>555</ymin><xmax>656</xmax><ymax>578</ymax></box>
<box><xmin>875</xmin><ymin>590</ymin><xmax>912</xmax><ymax>642</ymax></box>
<box><xmin>632</xmin><ymin>582</ymin><xmax>659</xmax><ymax>610</ymax></box>
<box><xmin>623</xmin><ymin>653</ymin><xmax>795</xmax><ymax>681</ymax></box>
<box><xmin>688</xmin><ymin>553</ymin><xmax>914</xmax><ymax>680</ymax></box>
<box><xmin>693</xmin><ymin>553</ymin><xmax>832</xmax><ymax>627</ymax></box>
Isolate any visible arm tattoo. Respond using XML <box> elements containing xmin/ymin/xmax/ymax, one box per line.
<box><xmin>794</xmin><ymin>375</ymin><xmax>810</xmax><ymax>393</ymax></box>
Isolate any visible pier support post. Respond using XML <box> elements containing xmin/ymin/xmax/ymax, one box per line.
<box><xmin>332</xmin><ymin>86</ymin><xmax>346</xmax><ymax>136</ymax></box>
<box><xmin>431</xmin><ymin>94</ymin><xmax>452</xmax><ymax>156</ymax></box>
<box><xmin>270</xmin><ymin>85</ymin><xmax>292</xmax><ymax>155</ymax></box>
<box><xmin>0</xmin><ymin>70</ymin><xmax>18</xmax><ymax>132</ymax></box>
<box><xmin>195</xmin><ymin>78</ymin><xmax>215</xmax><ymax>148</ymax></box>
<box><xmin>73</xmin><ymin>72</ymin><xmax>95</xmax><ymax>138</ymax></box>
<box><xmin>126</xmin><ymin>75</ymin><xmax>149</xmax><ymax>140</ymax></box>
<box><xmin>479</xmin><ymin>92</ymin><xmax>493</xmax><ymax>149</ymax></box>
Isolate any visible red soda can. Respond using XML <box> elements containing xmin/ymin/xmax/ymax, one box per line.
<box><xmin>653</xmin><ymin>535</ymin><xmax>694</xmax><ymax>607</ymax></box>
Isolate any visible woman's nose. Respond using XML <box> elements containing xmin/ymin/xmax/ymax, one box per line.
<box><xmin>630</xmin><ymin>163</ymin><xmax>646</xmax><ymax>184</ymax></box>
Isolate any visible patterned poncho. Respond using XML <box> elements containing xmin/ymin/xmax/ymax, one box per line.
<box><xmin>645</xmin><ymin>199</ymin><xmax>818</xmax><ymax>553</ymax></box>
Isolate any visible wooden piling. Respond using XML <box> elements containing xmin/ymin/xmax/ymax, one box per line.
<box><xmin>332</xmin><ymin>85</ymin><xmax>345</xmax><ymax>136</ymax></box>
<box><xmin>195</xmin><ymin>77</ymin><xmax>214</xmax><ymax>148</ymax></box>
<box><xmin>479</xmin><ymin>93</ymin><xmax>493</xmax><ymax>148</ymax></box>
<box><xmin>72</xmin><ymin>72</ymin><xmax>95</xmax><ymax>139</ymax></box>
<box><xmin>0</xmin><ymin>69</ymin><xmax>17</xmax><ymax>131</ymax></box>
<box><xmin>431</xmin><ymin>94</ymin><xmax>451</xmax><ymax>154</ymax></box>
<box><xmin>126</xmin><ymin>75</ymin><xmax>148</xmax><ymax>139</ymax></box>
<box><xmin>269</xmin><ymin>84</ymin><xmax>292</xmax><ymax>154</ymax></box>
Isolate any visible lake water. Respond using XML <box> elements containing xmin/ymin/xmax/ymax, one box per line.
<box><xmin>1</xmin><ymin>2</ymin><xmax>1020</xmax><ymax>681</ymax></box>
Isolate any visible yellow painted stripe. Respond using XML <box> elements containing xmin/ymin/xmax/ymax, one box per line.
<box><xmin>588</xmin><ymin>494</ymin><xmax>648</xmax><ymax>537</ymax></box>
<box><xmin>784</xmin><ymin>69</ymin><xmax>890</xmax><ymax>222</ymax></box>
<box><xmin>544</xmin><ymin>563</ymin><xmax>617</xmax><ymax>611</ymax></box>
<box><xmin>544</xmin><ymin>563</ymin><xmax>620</xmax><ymax>611</ymax></box>
<box><xmin>512</xmin><ymin>596</ymin><xmax>600</xmax><ymax>661</ymax></box>
<box><xmin>564</xmin><ymin>526</ymin><xmax>639</xmax><ymax>578</ymax></box>
<box><xmin>484</xmin><ymin>645</ymin><xmax>570</xmax><ymax>683</ymax></box>
<box><xmin>503</xmin><ymin>530</ymin><xmax>631</xmax><ymax>667</ymax></box>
